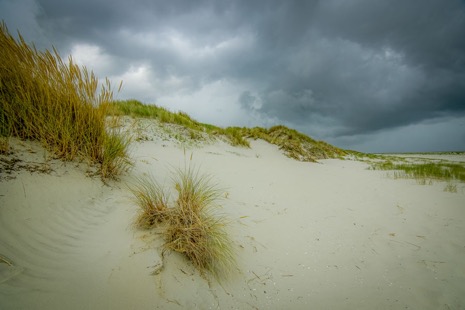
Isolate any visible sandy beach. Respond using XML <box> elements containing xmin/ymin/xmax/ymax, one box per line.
<box><xmin>1</xmin><ymin>118</ymin><xmax>464</xmax><ymax>309</ymax></box>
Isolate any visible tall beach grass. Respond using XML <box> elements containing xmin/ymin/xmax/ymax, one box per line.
<box><xmin>0</xmin><ymin>22</ymin><xmax>129</xmax><ymax>178</ymax></box>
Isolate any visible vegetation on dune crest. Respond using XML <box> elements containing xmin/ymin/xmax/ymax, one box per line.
<box><xmin>111</xmin><ymin>99</ymin><xmax>346</xmax><ymax>161</ymax></box>
<box><xmin>130</xmin><ymin>163</ymin><xmax>236</xmax><ymax>280</ymax></box>
<box><xmin>110</xmin><ymin>99</ymin><xmax>250</xmax><ymax>147</ymax></box>
<box><xmin>0</xmin><ymin>22</ymin><xmax>130</xmax><ymax>179</ymax></box>
<box><xmin>244</xmin><ymin>125</ymin><xmax>346</xmax><ymax>162</ymax></box>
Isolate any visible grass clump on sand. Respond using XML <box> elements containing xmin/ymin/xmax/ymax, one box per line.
<box><xmin>0</xmin><ymin>22</ymin><xmax>130</xmax><ymax>179</ymax></box>
<box><xmin>130</xmin><ymin>164</ymin><xmax>236</xmax><ymax>280</ymax></box>
<box><xmin>131</xmin><ymin>175</ymin><xmax>171</xmax><ymax>229</ymax></box>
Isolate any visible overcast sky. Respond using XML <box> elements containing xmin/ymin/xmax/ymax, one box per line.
<box><xmin>1</xmin><ymin>0</ymin><xmax>464</xmax><ymax>152</ymax></box>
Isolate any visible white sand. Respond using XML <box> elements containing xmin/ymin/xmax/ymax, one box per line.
<box><xmin>1</xmin><ymin>120</ymin><xmax>464</xmax><ymax>309</ymax></box>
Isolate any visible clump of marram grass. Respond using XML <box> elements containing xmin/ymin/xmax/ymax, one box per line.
<box><xmin>130</xmin><ymin>175</ymin><xmax>171</xmax><ymax>229</ymax></box>
<box><xmin>0</xmin><ymin>22</ymin><xmax>129</xmax><ymax>179</ymax></box>
<box><xmin>130</xmin><ymin>164</ymin><xmax>236</xmax><ymax>280</ymax></box>
<box><xmin>165</xmin><ymin>165</ymin><xmax>235</xmax><ymax>280</ymax></box>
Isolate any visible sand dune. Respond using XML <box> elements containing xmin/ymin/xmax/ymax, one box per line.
<box><xmin>1</xmin><ymin>121</ymin><xmax>464</xmax><ymax>309</ymax></box>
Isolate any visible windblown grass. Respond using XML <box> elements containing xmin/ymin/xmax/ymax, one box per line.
<box><xmin>130</xmin><ymin>175</ymin><xmax>171</xmax><ymax>229</ymax></box>
<box><xmin>0</xmin><ymin>22</ymin><xmax>129</xmax><ymax>179</ymax></box>
<box><xmin>166</xmin><ymin>165</ymin><xmax>235</xmax><ymax>279</ymax></box>
<box><xmin>130</xmin><ymin>164</ymin><xmax>236</xmax><ymax>280</ymax></box>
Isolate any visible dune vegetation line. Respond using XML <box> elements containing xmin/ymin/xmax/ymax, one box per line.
<box><xmin>110</xmin><ymin>99</ymin><xmax>347</xmax><ymax>161</ymax></box>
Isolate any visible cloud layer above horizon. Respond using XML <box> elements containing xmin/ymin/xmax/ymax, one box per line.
<box><xmin>1</xmin><ymin>0</ymin><xmax>464</xmax><ymax>152</ymax></box>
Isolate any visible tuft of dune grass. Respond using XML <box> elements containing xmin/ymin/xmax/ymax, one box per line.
<box><xmin>130</xmin><ymin>164</ymin><xmax>236</xmax><ymax>280</ymax></box>
<box><xmin>130</xmin><ymin>175</ymin><xmax>171</xmax><ymax>229</ymax></box>
<box><xmin>0</xmin><ymin>22</ymin><xmax>130</xmax><ymax>179</ymax></box>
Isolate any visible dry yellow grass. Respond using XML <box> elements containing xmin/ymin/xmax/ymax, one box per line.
<box><xmin>131</xmin><ymin>164</ymin><xmax>236</xmax><ymax>280</ymax></box>
<box><xmin>130</xmin><ymin>175</ymin><xmax>171</xmax><ymax>229</ymax></box>
<box><xmin>0</xmin><ymin>22</ymin><xmax>129</xmax><ymax>179</ymax></box>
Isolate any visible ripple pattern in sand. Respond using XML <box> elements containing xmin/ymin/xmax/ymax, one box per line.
<box><xmin>0</xmin><ymin>173</ymin><xmax>125</xmax><ymax>307</ymax></box>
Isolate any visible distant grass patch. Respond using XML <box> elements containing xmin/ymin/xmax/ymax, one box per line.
<box><xmin>244</xmin><ymin>125</ymin><xmax>346</xmax><ymax>161</ymax></box>
<box><xmin>371</xmin><ymin>160</ymin><xmax>465</xmax><ymax>183</ymax></box>
<box><xmin>0</xmin><ymin>22</ymin><xmax>130</xmax><ymax>179</ymax></box>
<box><xmin>130</xmin><ymin>164</ymin><xmax>236</xmax><ymax>280</ymax></box>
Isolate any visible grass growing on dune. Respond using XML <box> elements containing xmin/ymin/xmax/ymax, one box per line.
<box><xmin>131</xmin><ymin>175</ymin><xmax>171</xmax><ymax>229</ymax></box>
<box><xmin>165</xmin><ymin>165</ymin><xmax>235</xmax><ymax>280</ymax></box>
<box><xmin>0</xmin><ymin>22</ymin><xmax>130</xmax><ymax>179</ymax></box>
<box><xmin>111</xmin><ymin>99</ymin><xmax>204</xmax><ymax>131</ymax></box>
<box><xmin>111</xmin><ymin>99</ymin><xmax>250</xmax><ymax>147</ymax></box>
<box><xmin>130</xmin><ymin>164</ymin><xmax>236</xmax><ymax>280</ymax></box>
<box><xmin>111</xmin><ymin>100</ymin><xmax>348</xmax><ymax>159</ymax></box>
<box><xmin>244</xmin><ymin>125</ymin><xmax>346</xmax><ymax>161</ymax></box>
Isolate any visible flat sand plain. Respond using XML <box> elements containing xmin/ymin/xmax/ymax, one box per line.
<box><xmin>1</xmin><ymin>119</ymin><xmax>464</xmax><ymax>309</ymax></box>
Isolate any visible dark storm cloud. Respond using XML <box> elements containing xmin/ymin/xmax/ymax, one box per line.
<box><xmin>240</xmin><ymin>0</ymin><xmax>465</xmax><ymax>136</ymax></box>
<box><xmin>1</xmin><ymin>0</ymin><xmax>464</xmax><ymax>151</ymax></box>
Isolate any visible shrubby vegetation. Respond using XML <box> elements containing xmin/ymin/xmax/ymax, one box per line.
<box><xmin>0</xmin><ymin>22</ymin><xmax>130</xmax><ymax>179</ymax></box>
